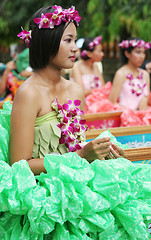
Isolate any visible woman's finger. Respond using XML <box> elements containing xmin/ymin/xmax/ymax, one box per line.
<box><xmin>111</xmin><ymin>143</ymin><xmax>125</xmax><ymax>157</ymax></box>
<box><xmin>94</xmin><ymin>137</ymin><xmax>110</xmax><ymax>145</ymax></box>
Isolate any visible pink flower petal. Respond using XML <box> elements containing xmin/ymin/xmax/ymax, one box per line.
<box><xmin>74</xmin><ymin>99</ymin><xmax>81</xmax><ymax>106</ymax></box>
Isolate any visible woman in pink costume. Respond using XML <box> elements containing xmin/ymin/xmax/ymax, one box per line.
<box><xmin>109</xmin><ymin>37</ymin><xmax>151</xmax><ymax>110</ymax></box>
<box><xmin>71</xmin><ymin>36</ymin><xmax>105</xmax><ymax>96</ymax></box>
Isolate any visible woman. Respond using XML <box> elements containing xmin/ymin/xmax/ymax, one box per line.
<box><xmin>71</xmin><ymin>36</ymin><xmax>105</xmax><ymax>96</ymax></box>
<box><xmin>109</xmin><ymin>37</ymin><xmax>150</xmax><ymax>110</ymax></box>
<box><xmin>9</xmin><ymin>6</ymin><xmax>124</xmax><ymax>175</ymax></box>
<box><xmin>0</xmin><ymin>6</ymin><xmax>150</xmax><ymax>239</ymax></box>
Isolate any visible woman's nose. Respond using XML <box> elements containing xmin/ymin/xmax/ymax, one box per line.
<box><xmin>72</xmin><ymin>42</ymin><xmax>78</xmax><ymax>52</ymax></box>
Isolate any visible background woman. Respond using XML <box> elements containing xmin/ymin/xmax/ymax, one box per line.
<box><xmin>71</xmin><ymin>36</ymin><xmax>105</xmax><ymax>96</ymax></box>
<box><xmin>109</xmin><ymin>37</ymin><xmax>150</xmax><ymax>110</ymax></box>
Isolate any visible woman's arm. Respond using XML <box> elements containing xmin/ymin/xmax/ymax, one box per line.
<box><xmin>95</xmin><ymin>62</ymin><xmax>105</xmax><ymax>86</ymax></box>
<box><xmin>71</xmin><ymin>63</ymin><xmax>92</xmax><ymax>96</ymax></box>
<box><xmin>9</xmin><ymin>84</ymin><xmax>46</xmax><ymax>175</ymax></box>
<box><xmin>0</xmin><ymin>61</ymin><xmax>16</xmax><ymax>95</ymax></box>
<box><xmin>138</xmin><ymin>70</ymin><xmax>150</xmax><ymax>110</ymax></box>
<box><xmin>109</xmin><ymin>70</ymin><xmax>124</xmax><ymax>104</ymax></box>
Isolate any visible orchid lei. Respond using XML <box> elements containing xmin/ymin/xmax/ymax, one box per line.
<box><xmin>119</xmin><ymin>40</ymin><xmax>151</xmax><ymax>50</ymax></box>
<box><xmin>90</xmin><ymin>76</ymin><xmax>100</xmax><ymax>88</ymax></box>
<box><xmin>127</xmin><ymin>71</ymin><xmax>146</xmax><ymax>96</ymax></box>
<box><xmin>52</xmin><ymin>98</ymin><xmax>88</xmax><ymax>152</ymax></box>
<box><xmin>81</xmin><ymin>36</ymin><xmax>102</xmax><ymax>59</ymax></box>
<box><xmin>17</xmin><ymin>5</ymin><xmax>81</xmax><ymax>47</ymax></box>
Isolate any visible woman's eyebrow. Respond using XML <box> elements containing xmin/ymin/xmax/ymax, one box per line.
<box><xmin>64</xmin><ymin>34</ymin><xmax>77</xmax><ymax>38</ymax></box>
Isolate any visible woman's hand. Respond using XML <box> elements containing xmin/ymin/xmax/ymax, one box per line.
<box><xmin>77</xmin><ymin>137</ymin><xmax>112</xmax><ymax>162</ymax></box>
<box><xmin>106</xmin><ymin>142</ymin><xmax>125</xmax><ymax>159</ymax></box>
<box><xmin>6</xmin><ymin>61</ymin><xmax>16</xmax><ymax>71</ymax></box>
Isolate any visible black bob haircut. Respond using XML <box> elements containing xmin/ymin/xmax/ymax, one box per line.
<box><xmin>120</xmin><ymin>37</ymin><xmax>143</xmax><ymax>64</ymax></box>
<box><xmin>29</xmin><ymin>6</ymin><xmax>77</xmax><ymax>70</ymax></box>
<box><xmin>81</xmin><ymin>37</ymin><xmax>96</xmax><ymax>61</ymax></box>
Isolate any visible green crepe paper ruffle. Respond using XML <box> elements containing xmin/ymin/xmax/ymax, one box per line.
<box><xmin>0</xmin><ymin>153</ymin><xmax>151</xmax><ymax>239</ymax></box>
<box><xmin>0</xmin><ymin>101</ymin><xmax>151</xmax><ymax>239</ymax></box>
<box><xmin>95</xmin><ymin>129</ymin><xmax>129</xmax><ymax>149</ymax></box>
<box><xmin>0</xmin><ymin>101</ymin><xmax>12</xmax><ymax>164</ymax></box>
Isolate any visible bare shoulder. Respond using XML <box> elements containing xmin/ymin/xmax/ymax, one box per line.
<box><xmin>113</xmin><ymin>66</ymin><xmax>127</xmax><ymax>82</ymax></box>
<box><xmin>140</xmin><ymin>68</ymin><xmax>150</xmax><ymax>77</ymax></box>
<box><xmin>12</xmin><ymin>78</ymin><xmax>40</xmax><ymax>113</ymax></box>
<box><xmin>115</xmin><ymin>66</ymin><xmax>126</xmax><ymax>77</ymax></box>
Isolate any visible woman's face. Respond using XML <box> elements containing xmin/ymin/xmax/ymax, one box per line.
<box><xmin>88</xmin><ymin>44</ymin><xmax>104</xmax><ymax>62</ymax></box>
<box><xmin>126</xmin><ymin>47</ymin><xmax>146</xmax><ymax>67</ymax></box>
<box><xmin>51</xmin><ymin>22</ymin><xmax>78</xmax><ymax>69</ymax></box>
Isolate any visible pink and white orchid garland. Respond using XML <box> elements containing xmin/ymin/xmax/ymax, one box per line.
<box><xmin>17</xmin><ymin>5</ymin><xmax>81</xmax><ymax>47</ymax></box>
<box><xmin>34</xmin><ymin>5</ymin><xmax>81</xmax><ymax>29</ymax></box>
<box><xmin>119</xmin><ymin>40</ymin><xmax>151</xmax><ymax>50</ymax></box>
<box><xmin>127</xmin><ymin>71</ymin><xmax>146</xmax><ymax>96</ymax></box>
<box><xmin>52</xmin><ymin>98</ymin><xmax>88</xmax><ymax>152</ymax></box>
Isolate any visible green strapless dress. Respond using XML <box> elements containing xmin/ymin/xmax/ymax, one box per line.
<box><xmin>32</xmin><ymin>111</ymin><xmax>67</xmax><ymax>158</ymax></box>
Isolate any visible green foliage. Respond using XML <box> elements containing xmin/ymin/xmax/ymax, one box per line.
<box><xmin>0</xmin><ymin>0</ymin><xmax>151</xmax><ymax>46</ymax></box>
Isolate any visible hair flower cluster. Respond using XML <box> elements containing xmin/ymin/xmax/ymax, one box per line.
<box><xmin>34</xmin><ymin>5</ymin><xmax>81</xmax><ymax>29</ymax></box>
<box><xmin>119</xmin><ymin>40</ymin><xmax>151</xmax><ymax>50</ymax></box>
<box><xmin>52</xmin><ymin>98</ymin><xmax>88</xmax><ymax>152</ymax></box>
<box><xmin>17</xmin><ymin>28</ymin><xmax>32</xmax><ymax>47</ymax></box>
<box><xmin>89</xmin><ymin>36</ymin><xmax>102</xmax><ymax>49</ymax></box>
<box><xmin>17</xmin><ymin>5</ymin><xmax>81</xmax><ymax>47</ymax></box>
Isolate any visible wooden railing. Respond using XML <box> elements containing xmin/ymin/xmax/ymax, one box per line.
<box><xmin>124</xmin><ymin>147</ymin><xmax>151</xmax><ymax>162</ymax></box>
<box><xmin>86</xmin><ymin>125</ymin><xmax>151</xmax><ymax>139</ymax></box>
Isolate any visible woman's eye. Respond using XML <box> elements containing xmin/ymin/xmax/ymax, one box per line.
<box><xmin>66</xmin><ymin>39</ymin><xmax>72</xmax><ymax>43</ymax></box>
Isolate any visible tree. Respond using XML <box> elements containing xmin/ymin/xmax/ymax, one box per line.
<box><xmin>1</xmin><ymin>0</ymin><xmax>151</xmax><ymax>46</ymax></box>
<box><xmin>0</xmin><ymin>0</ymin><xmax>88</xmax><ymax>45</ymax></box>
<box><xmin>86</xmin><ymin>0</ymin><xmax>151</xmax><ymax>42</ymax></box>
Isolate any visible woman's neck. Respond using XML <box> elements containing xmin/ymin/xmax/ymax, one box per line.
<box><xmin>37</xmin><ymin>66</ymin><xmax>62</xmax><ymax>85</ymax></box>
<box><xmin>83</xmin><ymin>59</ymin><xmax>94</xmax><ymax>69</ymax></box>
<box><xmin>126</xmin><ymin>62</ymin><xmax>139</xmax><ymax>74</ymax></box>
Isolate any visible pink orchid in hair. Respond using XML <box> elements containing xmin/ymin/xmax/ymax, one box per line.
<box><xmin>17</xmin><ymin>28</ymin><xmax>31</xmax><ymax>47</ymax></box>
<box><xmin>34</xmin><ymin>13</ymin><xmax>55</xmax><ymax>29</ymax></box>
<box><xmin>52</xmin><ymin>97</ymin><xmax>87</xmax><ymax>152</ymax></box>
<box><xmin>81</xmin><ymin>50</ymin><xmax>87</xmax><ymax>58</ymax></box>
<box><xmin>89</xmin><ymin>36</ymin><xmax>102</xmax><ymax>50</ymax></box>
<box><xmin>34</xmin><ymin>5</ymin><xmax>81</xmax><ymax>30</ymax></box>
<box><xmin>119</xmin><ymin>39</ymin><xmax>151</xmax><ymax>50</ymax></box>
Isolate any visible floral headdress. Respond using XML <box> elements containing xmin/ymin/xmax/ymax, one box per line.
<box><xmin>17</xmin><ymin>5</ymin><xmax>81</xmax><ymax>47</ymax></box>
<box><xmin>81</xmin><ymin>36</ymin><xmax>102</xmax><ymax>59</ymax></box>
<box><xmin>118</xmin><ymin>39</ymin><xmax>151</xmax><ymax>50</ymax></box>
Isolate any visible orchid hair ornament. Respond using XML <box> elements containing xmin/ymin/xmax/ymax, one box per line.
<box><xmin>89</xmin><ymin>36</ymin><xmax>102</xmax><ymax>49</ymax></box>
<box><xmin>17</xmin><ymin>5</ymin><xmax>81</xmax><ymax>47</ymax></box>
<box><xmin>119</xmin><ymin>39</ymin><xmax>151</xmax><ymax>50</ymax></box>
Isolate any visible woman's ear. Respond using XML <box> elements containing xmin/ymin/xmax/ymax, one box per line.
<box><xmin>124</xmin><ymin>50</ymin><xmax>130</xmax><ymax>59</ymax></box>
<box><xmin>86</xmin><ymin>51</ymin><xmax>92</xmax><ymax>58</ymax></box>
